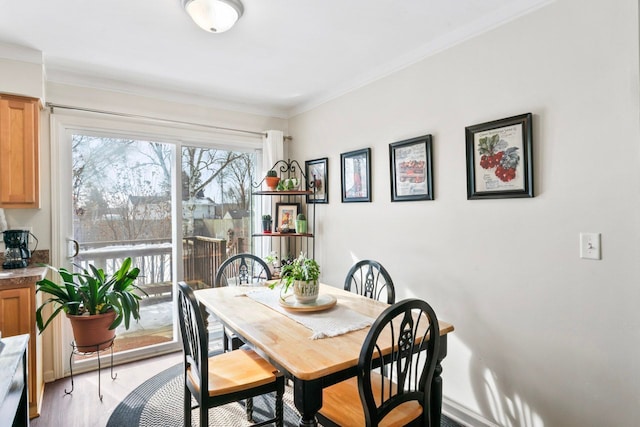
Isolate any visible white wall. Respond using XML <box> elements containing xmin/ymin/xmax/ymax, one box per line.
<box><xmin>289</xmin><ymin>1</ymin><xmax>640</xmax><ymax>426</ymax></box>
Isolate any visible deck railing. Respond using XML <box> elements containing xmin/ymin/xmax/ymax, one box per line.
<box><xmin>75</xmin><ymin>236</ymin><xmax>229</xmax><ymax>293</ymax></box>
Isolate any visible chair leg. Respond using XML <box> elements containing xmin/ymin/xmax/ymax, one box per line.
<box><xmin>200</xmin><ymin>402</ymin><xmax>208</xmax><ymax>427</ymax></box>
<box><xmin>275</xmin><ymin>375</ymin><xmax>285</xmax><ymax>427</ymax></box>
<box><xmin>246</xmin><ymin>397</ymin><xmax>254</xmax><ymax>421</ymax></box>
<box><xmin>184</xmin><ymin>386</ymin><xmax>192</xmax><ymax>427</ymax></box>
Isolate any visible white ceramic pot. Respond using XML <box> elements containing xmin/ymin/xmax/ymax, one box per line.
<box><xmin>293</xmin><ymin>279</ymin><xmax>319</xmax><ymax>303</ymax></box>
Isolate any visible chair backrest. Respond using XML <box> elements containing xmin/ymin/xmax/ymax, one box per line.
<box><xmin>215</xmin><ymin>253</ymin><xmax>272</xmax><ymax>287</ymax></box>
<box><xmin>359</xmin><ymin>298</ymin><xmax>440</xmax><ymax>426</ymax></box>
<box><xmin>344</xmin><ymin>260</ymin><xmax>396</xmax><ymax>304</ymax></box>
<box><xmin>177</xmin><ymin>281</ymin><xmax>209</xmax><ymax>398</ymax></box>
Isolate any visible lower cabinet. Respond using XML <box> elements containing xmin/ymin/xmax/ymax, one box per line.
<box><xmin>0</xmin><ymin>267</ymin><xmax>46</xmax><ymax>419</ymax></box>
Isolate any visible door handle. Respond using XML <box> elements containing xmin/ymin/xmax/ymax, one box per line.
<box><xmin>68</xmin><ymin>239</ymin><xmax>80</xmax><ymax>258</ymax></box>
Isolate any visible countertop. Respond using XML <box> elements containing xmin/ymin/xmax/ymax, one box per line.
<box><xmin>0</xmin><ymin>266</ymin><xmax>48</xmax><ymax>289</ymax></box>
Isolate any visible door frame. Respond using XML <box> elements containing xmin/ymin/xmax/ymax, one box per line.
<box><xmin>49</xmin><ymin>110</ymin><xmax>263</xmax><ymax>379</ymax></box>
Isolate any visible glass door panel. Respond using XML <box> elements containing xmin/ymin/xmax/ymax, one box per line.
<box><xmin>71</xmin><ymin>135</ymin><xmax>175</xmax><ymax>355</ymax></box>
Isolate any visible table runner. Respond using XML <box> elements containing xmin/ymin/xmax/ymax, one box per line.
<box><xmin>244</xmin><ymin>287</ymin><xmax>375</xmax><ymax>339</ymax></box>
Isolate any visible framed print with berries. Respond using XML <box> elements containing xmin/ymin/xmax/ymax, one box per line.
<box><xmin>389</xmin><ymin>134</ymin><xmax>433</xmax><ymax>202</ymax></box>
<box><xmin>465</xmin><ymin>113</ymin><xmax>533</xmax><ymax>199</ymax></box>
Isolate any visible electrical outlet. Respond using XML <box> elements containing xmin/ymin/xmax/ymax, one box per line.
<box><xmin>580</xmin><ymin>233</ymin><xmax>601</xmax><ymax>260</ymax></box>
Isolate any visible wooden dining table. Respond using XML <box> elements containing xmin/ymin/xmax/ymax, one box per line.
<box><xmin>195</xmin><ymin>283</ymin><xmax>454</xmax><ymax>427</ymax></box>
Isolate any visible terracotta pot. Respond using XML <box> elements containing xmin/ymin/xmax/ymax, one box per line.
<box><xmin>67</xmin><ymin>311</ymin><xmax>117</xmax><ymax>352</ymax></box>
<box><xmin>293</xmin><ymin>279</ymin><xmax>319</xmax><ymax>303</ymax></box>
<box><xmin>265</xmin><ymin>176</ymin><xmax>280</xmax><ymax>190</ymax></box>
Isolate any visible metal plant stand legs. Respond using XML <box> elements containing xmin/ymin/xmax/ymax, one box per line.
<box><xmin>64</xmin><ymin>338</ymin><xmax>117</xmax><ymax>401</ymax></box>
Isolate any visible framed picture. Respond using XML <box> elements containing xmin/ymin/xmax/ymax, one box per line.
<box><xmin>389</xmin><ymin>135</ymin><xmax>433</xmax><ymax>202</ymax></box>
<box><xmin>305</xmin><ymin>157</ymin><xmax>328</xmax><ymax>204</ymax></box>
<box><xmin>275</xmin><ymin>202</ymin><xmax>301</xmax><ymax>232</ymax></box>
<box><xmin>465</xmin><ymin>113</ymin><xmax>533</xmax><ymax>199</ymax></box>
<box><xmin>341</xmin><ymin>148</ymin><xmax>371</xmax><ymax>202</ymax></box>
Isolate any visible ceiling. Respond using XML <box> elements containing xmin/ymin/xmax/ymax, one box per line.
<box><xmin>0</xmin><ymin>0</ymin><xmax>550</xmax><ymax>118</ymax></box>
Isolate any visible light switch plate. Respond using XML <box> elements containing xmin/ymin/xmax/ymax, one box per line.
<box><xmin>580</xmin><ymin>232</ymin><xmax>601</xmax><ymax>260</ymax></box>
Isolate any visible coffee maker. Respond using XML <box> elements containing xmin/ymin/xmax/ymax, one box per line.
<box><xmin>2</xmin><ymin>229</ymin><xmax>38</xmax><ymax>269</ymax></box>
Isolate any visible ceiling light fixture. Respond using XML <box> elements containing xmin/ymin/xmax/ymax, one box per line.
<box><xmin>182</xmin><ymin>0</ymin><xmax>244</xmax><ymax>34</ymax></box>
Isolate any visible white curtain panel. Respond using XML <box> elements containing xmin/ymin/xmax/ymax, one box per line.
<box><xmin>261</xmin><ymin>130</ymin><xmax>284</xmax><ymax>258</ymax></box>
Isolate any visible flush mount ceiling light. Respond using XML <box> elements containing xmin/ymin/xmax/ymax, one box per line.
<box><xmin>182</xmin><ymin>0</ymin><xmax>244</xmax><ymax>33</ymax></box>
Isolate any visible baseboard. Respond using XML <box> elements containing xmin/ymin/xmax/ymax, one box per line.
<box><xmin>443</xmin><ymin>396</ymin><xmax>500</xmax><ymax>427</ymax></box>
<box><xmin>43</xmin><ymin>368</ymin><xmax>56</xmax><ymax>383</ymax></box>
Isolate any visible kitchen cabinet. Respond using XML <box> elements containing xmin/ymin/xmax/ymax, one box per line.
<box><xmin>0</xmin><ymin>94</ymin><xmax>40</xmax><ymax>209</ymax></box>
<box><xmin>0</xmin><ymin>266</ymin><xmax>47</xmax><ymax>418</ymax></box>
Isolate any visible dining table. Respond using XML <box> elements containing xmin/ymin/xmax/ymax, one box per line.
<box><xmin>194</xmin><ymin>283</ymin><xmax>454</xmax><ymax>427</ymax></box>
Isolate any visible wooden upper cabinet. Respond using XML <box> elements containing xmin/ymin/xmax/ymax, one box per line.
<box><xmin>0</xmin><ymin>94</ymin><xmax>40</xmax><ymax>208</ymax></box>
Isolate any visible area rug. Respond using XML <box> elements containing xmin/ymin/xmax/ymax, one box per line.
<box><xmin>107</xmin><ymin>363</ymin><xmax>465</xmax><ymax>426</ymax></box>
<box><xmin>107</xmin><ymin>363</ymin><xmax>299</xmax><ymax>427</ymax></box>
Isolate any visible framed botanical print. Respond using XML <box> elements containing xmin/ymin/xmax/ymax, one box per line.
<box><xmin>305</xmin><ymin>157</ymin><xmax>328</xmax><ymax>204</ymax></box>
<box><xmin>465</xmin><ymin>113</ymin><xmax>534</xmax><ymax>199</ymax></box>
<box><xmin>389</xmin><ymin>135</ymin><xmax>433</xmax><ymax>202</ymax></box>
<box><xmin>341</xmin><ymin>148</ymin><xmax>371</xmax><ymax>202</ymax></box>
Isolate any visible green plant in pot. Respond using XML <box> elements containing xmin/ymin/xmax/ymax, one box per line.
<box><xmin>35</xmin><ymin>257</ymin><xmax>146</xmax><ymax>351</ymax></box>
<box><xmin>265</xmin><ymin>170</ymin><xmax>280</xmax><ymax>190</ymax></box>
<box><xmin>276</xmin><ymin>252</ymin><xmax>320</xmax><ymax>303</ymax></box>
<box><xmin>295</xmin><ymin>213</ymin><xmax>307</xmax><ymax>234</ymax></box>
<box><xmin>262</xmin><ymin>214</ymin><xmax>272</xmax><ymax>233</ymax></box>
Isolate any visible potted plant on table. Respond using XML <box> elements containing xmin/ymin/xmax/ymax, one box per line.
<box><xmin>277</xmin><ymin>252</ymin><xmax>320</xmax><ymax>303</ymax></box>
<box><xmin>35</xmin><ymin>257</ymin><xmax>146</xmax><ymax>351</ymax></box>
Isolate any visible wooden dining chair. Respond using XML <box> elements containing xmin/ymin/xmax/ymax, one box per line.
<box><xmin>317</xmin><ymin>298</ymin><xmax>440</xmax><ymax>427</ymax></box>
<box><xmin>214</xmin><ymin>253</ymin><xmax>273</xmax><ymax>352</ymax></box>
<box><xmin>177</xmin><ymin>282</ymin><xmax>284</xmax><ymax>427</ymax></box>
<box><xmin>344</xmin><ymin>260</ymin><xmax>396</xmax><ymax>304</ymax></box>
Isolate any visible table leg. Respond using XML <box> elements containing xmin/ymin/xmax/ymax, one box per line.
<box><xmin>293</xmin><ymin>377</ymin><xmax>322</xmax><ymax>427</ymax></box>
<box><xmin>431</xmin><ymin>334</ymin><xmax>448</xmax><ymax>426</ymax></box>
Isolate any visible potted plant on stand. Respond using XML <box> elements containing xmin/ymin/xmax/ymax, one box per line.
<box><xmin>295</xmin><ymin>213</ymin><xmax>307</xmax><ymax>234</ymax></box>
<box><xmin>35</xmin><ymin>257</ymin><xmax>146</xmax><ymax>351</ymax></box>
<box><xmin>262</xmin><ymin>214</ymin><xmax>272</xmax><ymax>233</ymax></box>
<box><xmin>265</xmin><ymin>170</ymin><xmax>280</xmax><ymax>190</ymax></box>
<box><xmin>278</xmin><ymin>252</ymin><xmax>320</xmax><ymax>303</ymax></box>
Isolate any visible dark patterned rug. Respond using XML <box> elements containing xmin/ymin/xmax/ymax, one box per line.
<box><xmin>107</xmin><ymin>363</ymin><xmax>465</xmax><ymax>426</ymax></box>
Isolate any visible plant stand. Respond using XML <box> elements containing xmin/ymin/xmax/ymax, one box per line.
<box><xmin>64</xmin><ymin>337</ymin><xmax>117</xmax><ymax>401</ymax></box>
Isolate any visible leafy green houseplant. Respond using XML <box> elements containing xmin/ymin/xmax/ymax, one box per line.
<box><xmin>277</xmin><ymin>252</ymin><xmax>320</xmax><ymax>303</ymax></box>
<box><xmin>36</xmin><ymin>257</ymin><xmax>146</xmax><ymax>351</ymax></box>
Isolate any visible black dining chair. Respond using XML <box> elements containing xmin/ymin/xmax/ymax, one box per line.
<box><xmin>214</xmin><ymin>253</ymin><xmax>273</xmax><ymax>352</ymax></box>
<box><xmin>215</xmin><ymin>253</ymin><xmax>272</xmax><ymax>287</ymax></box>
<box><xmin>177</xmin><ymin>282</ymin><xmax>285</xmax><ymax>427</ymax></box>
<box><xmin>344</xmin><ymin>260</ymin><xmax>396</xmax><ymax>304</ymax></box>
<box><xmin>317</xmin><ymin>298</ymin><xmax>440</xmax><ymax>426</ymax></box>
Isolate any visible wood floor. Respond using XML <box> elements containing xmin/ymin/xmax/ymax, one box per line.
<box><xmin>31</xmin><ymin>351</ymin><xmax>183</xmax><ymax>427</ymax></box>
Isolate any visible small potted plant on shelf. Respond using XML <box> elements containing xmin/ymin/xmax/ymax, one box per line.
<box><xmin>265</xmin><ymin>170</ymin><xmax>280</xmax><ymax>190</ymax></box>
<box><xmin>35</xmin><ymin>257</ymin><xmax>146</xmax><ymax>351</ymax></box>
<box><xmin>262</xmin><ymin>214</ymin><xmax>272</xmax><ymax>233</ymax></box>
<box><xmin>275</xmin><ymin>252</ymin><xmax>320</xmax><ymax>303</ymax></box>
<box><xmin>295</xmin><ymin>213</ymin><xmax>307</xmax><ymax>234</ymax></box>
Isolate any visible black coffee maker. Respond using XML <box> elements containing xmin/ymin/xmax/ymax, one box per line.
<box><xmin>2</xmin><ymin>229</ymin><xmax>38</xmax><ymax>269</ymax></box>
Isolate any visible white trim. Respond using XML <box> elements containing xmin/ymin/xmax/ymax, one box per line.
<box><xmin>443</xmin><ymin>396</ymin><xmax>500</xmax><ymax>427</ymax></box>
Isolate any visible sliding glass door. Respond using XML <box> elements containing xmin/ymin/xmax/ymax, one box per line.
<box><xmin>51</xmin><ymin>111</ymin><xmax>261</xmax><ymax>375</ymax></box>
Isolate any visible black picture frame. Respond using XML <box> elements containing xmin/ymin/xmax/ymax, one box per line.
<box><xmin>341</xmin><ymin>148</ymin><xmax>371</xmax><ymax>202</ymax></box>
<box><xmin>305</xmin><ymin>157</ymin><xmax>328</xmax><ymax>204</ymax></box>
<box><xmin>465</xmin><ymin>113</ymin><xmax>534</xmax><ymax>199</ymax></box>
<box><xmin>389</xmin><ymin>135</ymin><xmax>433</xmax><ymax>202</ymax></box>
<box><xmin>275</xmin><ymin>202</ymin><xmax>301</xmax><ymax>232</ymax></box>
